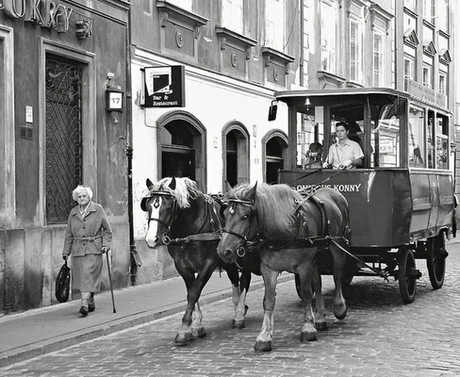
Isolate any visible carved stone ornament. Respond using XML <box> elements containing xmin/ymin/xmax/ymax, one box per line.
<box><xmin>76</xmin><ymin>20</ymin><xmax>93</xmax><ymax>40</ymax></box>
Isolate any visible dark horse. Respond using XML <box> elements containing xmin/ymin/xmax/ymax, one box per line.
<box><xmin>217</xmin><ymin>182</ymin><xmax>350</xmax><ymax>351</ymax></box>
<box><xmin>141</xmin><ymin>177</ymin><xmax>258</xmax><ymax>345</ymax></box>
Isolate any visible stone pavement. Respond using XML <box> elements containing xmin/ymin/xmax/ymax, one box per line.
<box><xmin>0</xmin><ymin>270</ymin><xmax>290</xmax><ymax>368</ymax></box>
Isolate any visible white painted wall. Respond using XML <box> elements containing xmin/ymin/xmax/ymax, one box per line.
<box><xmin>131</xmin><ymin>50</ymin><xmax>288</xmax><ymax>239</ymax></box>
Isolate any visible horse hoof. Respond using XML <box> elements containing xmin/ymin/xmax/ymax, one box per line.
<box><xmin>315</xmin><ymin>321</ymin><xmax>328</xmax><ymax>331</ymax></box>
<box><xmin>254</xmin><ymin>341</ymin><xmax>272</xmax><ymax>352</ymax></box>
<box><xmin>174</xmin><ymin>332</ymin><xmax>194</xmax><ymax>345</ymax></box>
<box><xmin>334</xmin><ymin>305</ymin><xmax>347</xmax><ymax>320</ymax></box>
<box><xmin>300</xmin><ymin>331</ymin><xmax>318</xmax><ymax>342</ymax></box>
<box><xmin>232</xmin><ymin>319</ymin><xmax>245</xmax><ymax>329</ymax></box>
<box><xmin>191</xmin><ymin>326</ymin><xmax>206</xmax><ymax>338</ymax></box>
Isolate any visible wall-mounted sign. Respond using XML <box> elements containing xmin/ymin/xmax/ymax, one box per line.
<box><xmin>142</xmin><ymin>65</ymin><xmax>185</xmax><ymax>108</ymax></box>
<box><xmin>106</xmin><ymin>89</ymin><xmax>124</xmax><ymax>112</ymax></box>
<box><xmin>1</xmin><ymin>0</ymin><xmax>73</xmax><ymax>33</ymax></box>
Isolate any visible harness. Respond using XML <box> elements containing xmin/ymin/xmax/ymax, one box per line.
<box><xmin>222</xmin><ymin>194</ymin><xmax>351</xmax><ymax>258</ymax></box>
<box><xmin>143</xmin><ymin>191</ymin><xmax>223</xmax><ymax>247</ymax></box>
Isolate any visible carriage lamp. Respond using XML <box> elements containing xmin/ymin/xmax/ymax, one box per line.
<box><xmin>106</xmin><ymin>73</ymin><xmax>124</xmax><ymax>112</ymax></box>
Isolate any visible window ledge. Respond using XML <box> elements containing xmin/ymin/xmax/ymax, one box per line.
<box><xmin>261</xmin><ymin>46</ymin><xmax>295</xmax><ymax>68</ymax></box>
<box><xmin>215</xmin><ymin>26</ymin><xmax>256</xmax><ymax>57</ymax></box>
<box><xmin>156</xmin><ymin>1</ymin><xmax>208</xmax><ymax>34</ymax></box>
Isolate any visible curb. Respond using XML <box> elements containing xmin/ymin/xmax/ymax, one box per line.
<box><xmin>0</xmin><ymin>274</ymin><xmax>293</xmax><ymax>368</ymax></box>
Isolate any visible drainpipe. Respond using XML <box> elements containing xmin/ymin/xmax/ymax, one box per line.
<box><xmin>126</xmin><ymin>4</ymin><xmax>142</xmax><ymax>285</ymax></box>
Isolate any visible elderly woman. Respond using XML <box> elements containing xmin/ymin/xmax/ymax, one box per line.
<box><xmin>62</xmin><ymin>185</ymin><xmax>113</xmax><ymax>317</ymax></box>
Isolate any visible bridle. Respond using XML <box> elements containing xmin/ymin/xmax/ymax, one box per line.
<box><xmin>221</xmin><ymin>199</ymin><xmax>257</xmax><ymax>258</ymax></box>
<box><xmin>142</xmin><ymin>191</ymin><xmax>177</xmax><ymax>245</ymax></box>
<box><xmin>142</xmin><ymin>190</ymin><xmax>222</xmax><ymax>246</ymax></box>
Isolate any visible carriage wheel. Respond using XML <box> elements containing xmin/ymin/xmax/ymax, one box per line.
<box><xmin>426</xmin><ymin>234</ymin><xmax>447</xmax><ymax>290</ymax></box>
<box><xmin>398</xmin><ymin>247</ymin><xmax>417</xmax><ymax>304</ymax></box>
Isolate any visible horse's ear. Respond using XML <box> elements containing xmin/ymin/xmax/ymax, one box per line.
<box><xmin>169</xmin><ymin>177</ymin><xmax>176</xmax><ymax>190</ymax></box>
<box><xmin>146</xmin><ymin>178</ymin><xmax>154</xmax><ymax>190</ymax></box>
<box><xmin>225</xmin><ymin>181</ymin><xmax>233</xmax><ymax>193</ymax></box>
<box><xmin>248</xmin><ymin>182</ymin><xmax>258</xmax><ymax>200</ymax></box>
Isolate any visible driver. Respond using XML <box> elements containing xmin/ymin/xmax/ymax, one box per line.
<box><xmin>323</xmin><ymin>122</ymin><xmax>364</xmax><ymax>169</ymax></box>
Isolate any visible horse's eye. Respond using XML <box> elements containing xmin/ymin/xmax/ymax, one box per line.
<box><xmin>242</xmin><ymin>214</ymin><xmax>249</xmax><ymax>220</ymax></box>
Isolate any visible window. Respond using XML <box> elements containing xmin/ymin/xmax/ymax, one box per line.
<box><xmin>439</xmin><ymin>72</ymin><xmax>447</xmax><ymax>94</ymax></box>
<box><xmin>350</xmin><ymin>17</ymin><xmax>363</xmax><ymax>83</ymax></box>
<box><xmin>166</xmin><ymin>0</ymin><xmax>192</xmax><ymax>11</ymax></box>
<box><xmin>371</xmin><ymin>104</ymin><xmax>401</xmax><ymax>168</ymax></box>
<box><xmin>423</xmin><ymin>0</ymin><xmax>435</xmax><ymax>24</ymax></box>
<box><xmin>222</xmin><ymin>0</ymin><xmax>243</xmax><ymax>34</ymax></box>
<box><xmin>437</xmin><ymin>0</ymin><xmax>449</xmax><ymax>32</ymax></box>
<box><xmin>404</xmin><ymin>56</ymin><xmax>415</xmax><ymax>89</ymax></box>
<box><xmin>265</xmin><ymin>0</ymin><xmax>284</xmax><ymax>51</ymax></box>
<box><xmin>422</xmin><ymin>65</ymin><xmax>432</xmax><ymax>88</ymax></box>
<box><xmin>373</xmin><ymin>32</ymin><xmax>384</xmax><ymax>86</ymax></box>
<box><xmin>321</xmin><ymin>0</ymin><xmax>338</xmax><ymax>73</ymax></box>
<box><xmin>435</xmin><ymin>114</ymin><xmax>448</xmax><ymax>169</ymax></box>
<box><xmin>408</xmin><ymin>107</ymin><xmax>426</xmax><ymax>168</ymax></box>
<box><xmin>404</xmin><ymin>0</ymin><xmax>417</xmax><ymax>10</ymax></box>
<box><xmin>45</xmin><ymin>55</ymin><xmax>83</xmax><ymax>223</ymax></box>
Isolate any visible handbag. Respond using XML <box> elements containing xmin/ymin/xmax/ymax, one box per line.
<box><xmin>55</xmin><ymin>259</ymin><xmax>71</xmax><ymax>303</ymax></box>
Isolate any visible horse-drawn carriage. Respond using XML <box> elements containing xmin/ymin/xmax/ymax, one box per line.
<box><xmin>141</xmin><ymin>87</ymin><xmax>456</xmax><ymax>351</ymax></box>
<box><xmin>272</xmin><ymin>87</ymin><xmax>456</xmax><ymax>304</ymax></box>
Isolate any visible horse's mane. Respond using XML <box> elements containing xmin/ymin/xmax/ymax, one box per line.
<box><xmin>151</xmin><ymin>177</ymin><xmax>202</xmax><ymax>209</ymax></box>
<box><xmin>228</xmin><ymin>183</ymin><xmax>303</xmax><ymax>237</ymax></box>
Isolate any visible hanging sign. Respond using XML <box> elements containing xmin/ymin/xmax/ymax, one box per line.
<box><xmin>142</xmin><ymin>65</ymin><xmax>185</xmax><ymax>108</ymax></box>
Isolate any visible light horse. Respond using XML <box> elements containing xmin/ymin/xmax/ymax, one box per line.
<box><xmin>141</xmin><ymin>177</ymin><xmax>257</xmax><ymax>345</ymax></box>
<box><xmin>217</xmin><ymin>182</ymin><xmax>350</xmax><ymax>352</ymax></box>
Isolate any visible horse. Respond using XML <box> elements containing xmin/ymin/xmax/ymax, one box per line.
<box><xmin>141</xmin><ymin>177</ymin><xmax>258</xmax><ymax>345</ymax></box>
<box><xmin>217</xmin><ymin>182</ymin><xmax>350</xmax><ymax>352</ymax></box>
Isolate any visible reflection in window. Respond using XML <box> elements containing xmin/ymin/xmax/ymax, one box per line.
<box><xmin>408</xmin><ymin>107</ymin><xmax>425</xmax><ymax>168</ymax></box>
<box><xmin>436</xmin><ymin>113</ymin><xmax>449</xmax><ymax>169</ymax></box>
<box><xmin>371</xmin><ymin>104</ymin><xmax>401</xmax><ymax>167</ymax></box>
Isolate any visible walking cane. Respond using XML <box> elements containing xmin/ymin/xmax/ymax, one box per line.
<box><xmin>106</xmin><ymin>250</ymin><xmax>117</xmax><ymax>313</ymax></box>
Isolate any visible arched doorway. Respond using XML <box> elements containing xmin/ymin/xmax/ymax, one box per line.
<box><xmin>263</xmin><ymin>130</ymin><xmax>289</xmax><ymax>184</ymax></box>
<box><xmin>157</xmin><ymin>111</ymin><xmax>206</xmax><ymax>191</ymax></box>
<box><xmin>222</xmin><ymin>122</ymin><xmax>250</xmax><ymax>189</ymax></box>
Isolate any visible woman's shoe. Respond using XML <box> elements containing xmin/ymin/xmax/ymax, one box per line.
<box><xmin>79</xmin><ymin>306</ymin><xmax>89</xmax><ymax>317</ymax></box>
<box><xmin>89</xmin><ymin>293</ymin><xmax>95</xmax><ymax>312</ymax></box>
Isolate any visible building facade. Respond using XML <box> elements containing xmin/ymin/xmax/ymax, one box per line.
<box><xmin>129</xmin><ymin>0</ymin><xmax>455</xmax><ymax>284</ymax></box>
<box><xmin>0</xmin><ymin>0</ymin><xmax>131</xmax><ymax>314</ymax></box>
<box><xmin>1</xmin><ymin>0</ymin><xmax>457</xmax><ymax>312</ymax></box>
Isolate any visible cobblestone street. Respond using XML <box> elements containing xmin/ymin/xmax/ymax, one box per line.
<box><xmin>2</xmin><ymin>241</ymin><xmax>460</xmax><ymax>377</ymax></box>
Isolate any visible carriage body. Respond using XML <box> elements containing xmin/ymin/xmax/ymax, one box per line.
<box><xmin>279</xmin><ymin>168</ymin><xmax>454</xmax><ymax>248</ymax></box>
<box><xmin>273</xmin><ymin>87</ymin><xmax>455</xmax><ymax>303</ymax></box>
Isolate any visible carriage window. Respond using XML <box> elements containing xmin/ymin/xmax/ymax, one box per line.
<box><xmin>436</xmin><ymin>114</ymin><xmax>449</xmax><ymax>169</ymax></box>
<box><xmin>408</xmin><ymin>107</ymin><xmax>426</xmax><ymax>168</ymax></box>
<box><xmin>371</xmin><ymin>104</ymin><xmax>400</xmax><ymax>167</ymax></box>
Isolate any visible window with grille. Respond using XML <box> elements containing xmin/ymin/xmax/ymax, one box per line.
<box><xmin>45</xmin><ymin>55</ymin><xmax>83</xmax><ymax>224</ymax></box>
